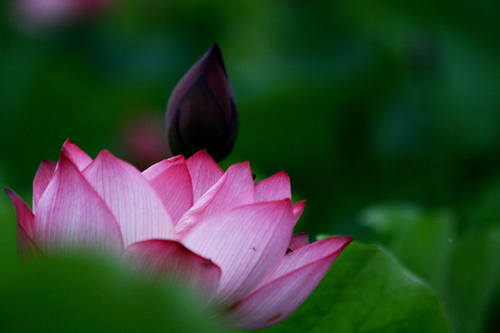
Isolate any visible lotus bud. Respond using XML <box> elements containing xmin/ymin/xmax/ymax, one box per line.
<box><xmin>166</xmin><ymin>43</ymin><xmax>238</xmax><ymax>162</ymax></box>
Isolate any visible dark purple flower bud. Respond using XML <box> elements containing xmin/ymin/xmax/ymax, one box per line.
<box><xmin>166</xmin><ymin>43</ymin><xmax>238</xmax><ymax>162</ymax></box>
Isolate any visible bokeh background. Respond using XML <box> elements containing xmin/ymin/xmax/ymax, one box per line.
<box><xmin>1</xmin><ymin>1</ymin><xmax>499</xmax><ymax>332</ymax></box>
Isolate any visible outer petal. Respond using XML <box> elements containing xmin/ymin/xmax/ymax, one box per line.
<box><xmin>34</xmin><ymin>155</ymin><xmax>124</xmax><ymax>257</ymax></box>
<box><xmin>268</xmin><ymin>236</ymin><xmax>353</xmax><ymax>281</ymax></box>
<box><xmin>254</xmin><ymin>171</ymin><xmax>291</xmax><ymax>202</ymax></box>
<box><xmin>32</xmin><ymin>159</ymin><xmax>56</xmax><ymax>214</ymax></box>
<box><xmin>82</xmin><ymin>150</ymin><xmax>174</xmax><ymax>247</ymax></box>
<box><xmin>221</xmin><ymin>236</ymin><xmax>353</xmax><ymax>330</ymax></box>
<box><xmin>175</xmin><ymin>161</ymin><xmax>254</xmax><ymax>237</ymax></box>
<box><xmin>182</xmin><ymin>200</ymin><xmax>294</xmax><ymax>309</ymax></box>
<box><xmin>61</xmin><ymin>139</ymin><xmax>93</xmax><ymax>171</ymax></box>
<box><xmin>255</xmin><ymin>234</ymin><xmax>345</xmax><ymax>291</ymax></box>
<box><xmin>123</xmin><ymin>239</ymin><xmax>221</xmax><ymax>306</ymax></box>
<box><xmin>143</xmin><ymin>155</ymin><xmax>193</xmax><ymax>225</ymax></box>
<box><xmin>186</xmin><ymin>150</ymin><xmax>224</xmax><ymax>203</ymax></box>
<box><xmin>5</xmin><ymin>189</ymin><xmax>42</xmax><ymax>260</ymax></box>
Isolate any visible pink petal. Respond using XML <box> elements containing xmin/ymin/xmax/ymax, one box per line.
<box><xmin>34</xmin><ymin>154</ymin><xmax>124</xmax><ymax>256</ymax></box>
<box><xmin>123</xmin><ymin>239</ymin><xmax>221</xmax><ymax>305</ymax></box>
<box><xmin>221</xmin><ymin>236</ymin><xmax>353</xmax><ymax>330</ymax></box>
<box><xmin>175</xmin><ymin>161</ymin><xmax>254</xmax><ymax>237</ymax></box>
<box><xmin>270</xmin><ymin>236</ymin><xmax>353</xmax><ymax>281</ymax></box>
<box><xmin>142</xmin><ymin>156</ymin><xmax>193</xmax><ymax>225</ymax></box>
<box><xmin>288</xmin><ymin>233</ymin><xmax>309</xmax><ymax>251</ymax></box>
<box><xmin>32</xmin><ymin>159</ymin><xmax>56</xmax><ymax>214</ymax></box>
<box><xmin>182</xmin><ymin>199</ymin><xmax>295</xmax><ymax>309</ymax></box>
<box><xmin>61</xmin><ymin>139</ymin><xmax>93</xmax><ymax>171</ymax></box>
<box><xmin>254</xmin><ymin>171</ymin><xmax>291</xmax><ymax>202</ymax></box>
<box><xmin>5</xmin><ymin>189</ymin><xmax>34</xmax><ymax>237</ymax></box>
<box><xmin>292</xmin><ymin>200</ymin><xmax>305</xmax><ymax>218</ymax></box>
<box><xmin>82</xmin><ymin>150</ymin><xmax>174</xmax><ymax>247</ymax></box>
<box><xmin>253</xmin><ymin>235</ymin><xmax>352</xmax><ymax>301</ymax></box>
<box><xmin>5</xmin><ymin>189</ymin><xmax>42</xmax><ymax>260</ymax></box>
<box><xmin>292</xmin><ymin>200</ymin><xmax>306</xmax><ymax>226</ymax></box>
<box><xmin>186</xmin><ymin>150</ymin><xmax>224</xmax><ymax>203</ymax></box>
<box><xmin>142</xmin><ymin>155</ymin><xmax>184</xmax><ymax>179</ymax></box>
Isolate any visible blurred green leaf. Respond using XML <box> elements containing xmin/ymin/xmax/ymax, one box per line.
<box><xmin>468</xmin><ymin>174</ymin><xmax>500</xmax><ymax>229</ymax></box>
<box><xmin>447</xmin><ymin>227</ymin><xmax>500</xmax><ymax>333</ymax></box>
<box><xmin>254</xmin><ymin>242</ymin><xmax>450</xmax><ymax>333</ymax></box>
<box><xmin>359</xmin><ymin>204</ymin><xmax>500</xmax><ymax>333</ymax></box>
<box><xmin>358</xmin><ymin>204</ymin><xmax>455</xmax><ymax>293</ymax></box>
<box><xmin>0</xmin><ymin>256</ymin><xmax>220</xmax><ymax>333</ymax></box>
<box><xmin>0</xmin><ymin>194</ymin><xmax>20</xmax><ymax>280</ymax></box>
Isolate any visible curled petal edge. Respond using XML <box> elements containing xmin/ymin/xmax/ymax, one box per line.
<box><xmin>221</xmin><ymin>236</ymin><xmax>353</xmax><ymax>330</ymax></box>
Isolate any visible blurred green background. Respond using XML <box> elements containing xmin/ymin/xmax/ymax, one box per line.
<box><xmin>1</xmin><ymin>0</ymin><xmax>499</xmax><ymax>332</ymax></box>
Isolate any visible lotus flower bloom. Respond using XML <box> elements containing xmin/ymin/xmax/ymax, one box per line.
<box><xmin>6</xmin><ymin>140</ymin><xmax>352</xmax><ymax>330</ymax></box>
<box><xmin>166</xmin><ymin>43</ymin><xmax>238</xmax><ymax>162</ymax></box>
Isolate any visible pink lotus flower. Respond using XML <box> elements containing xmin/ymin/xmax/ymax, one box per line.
<box><xmin>5</xmin><ymin>140</ymin><xmax>352</xmax><ymax>330</ymax></box>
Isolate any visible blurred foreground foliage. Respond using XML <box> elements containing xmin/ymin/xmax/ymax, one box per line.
<box><xmin>0</xmin><ymin>257</ymin><xmax>220</xmax><ymax>333</ymax></box>
<box><xmin>0</xmin><ymin>198</ymin><xmax>220</xmax><ymax>333</ymax></box>
<box><xmin>1</xmin><ymin>0</ymin><xmax>500</xmax><ymax>332</ymax></box>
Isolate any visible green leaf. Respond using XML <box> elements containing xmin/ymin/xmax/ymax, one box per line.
<box><xmin>255</xmin><ymin>242</ymin><xmax>450</xmax><ymax>333</ymax></box>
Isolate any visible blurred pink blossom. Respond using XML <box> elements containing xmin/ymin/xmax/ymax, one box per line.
<box><xmin>6</xmin><ymin>140</ymin><xmax>351</xmax><ymax>329</ymax></box>
<box><xmin>13</xmin><ymin>0</ymin><xmax>113</xmax><ymax>31</ymax></box>
<box><xmin>118</xmin><ymin>111</ymin><xmax>171</xmax><ymax>171</ymax></box>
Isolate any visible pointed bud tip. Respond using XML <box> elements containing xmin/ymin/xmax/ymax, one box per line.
<box><xmin>207</xmin><ymin>43</ymin><xmax>226</xmax><ymax>72</ymax></box>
